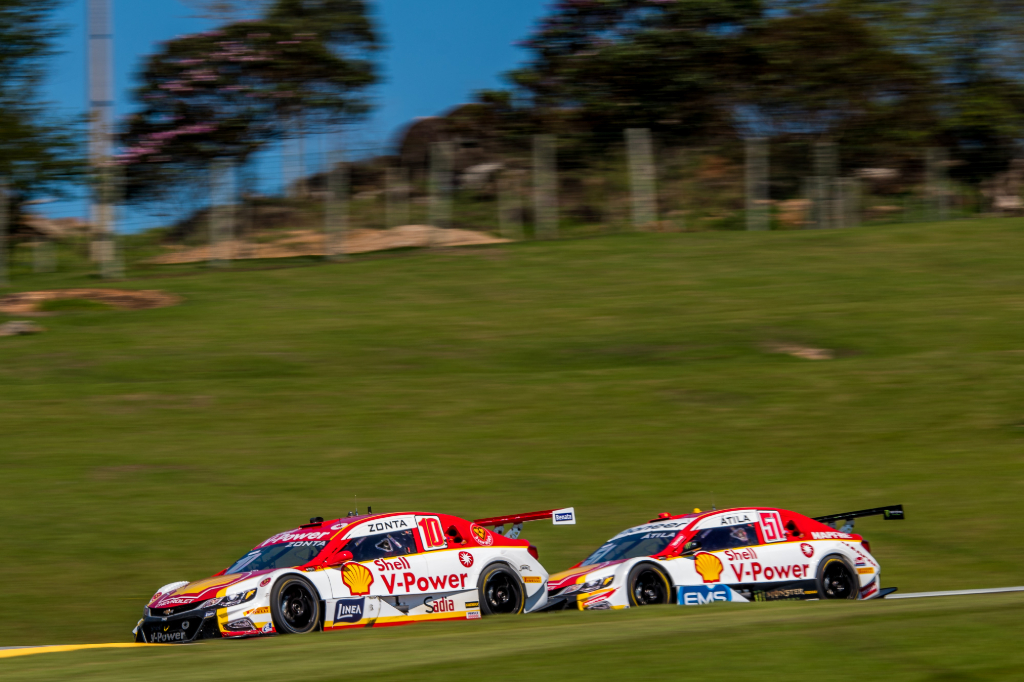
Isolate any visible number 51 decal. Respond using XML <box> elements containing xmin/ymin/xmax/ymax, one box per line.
<box><xmin>417</xmin><ymin>515</ymin><xmax>447</xmax><ymax>551</ymax></box>
<box><xmin>758</xmin><ymin>510</ymin><xmax>786</xmax><ymax>543</ymax></box>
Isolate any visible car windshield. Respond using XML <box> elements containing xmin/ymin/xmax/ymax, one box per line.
<box><xmin>580</xmin><ymin>531</ymin><xmax>678</xmax><ymax>566</ymax></box>
<box><xmin>225</xmin><ymin>541</ymin><xmax>329</xmax><ymax>574</ymax></box>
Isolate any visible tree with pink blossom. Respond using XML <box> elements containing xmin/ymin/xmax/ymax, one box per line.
<box><xmin>120</xmin><ymin>0</ymin><xmax>378</xmax><ymax>204</ymax></box>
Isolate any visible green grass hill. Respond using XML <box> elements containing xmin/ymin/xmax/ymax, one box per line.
<box><xmin>2</xmin><ymin>219</ymin><xmax>1022</xmax><ymax>679</ymax></box>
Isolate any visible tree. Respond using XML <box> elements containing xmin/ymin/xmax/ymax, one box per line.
<box><xmin>852</xmin><ymin>0</ymin><xmax>1024</xmax><ymax>181</ymax></box>
<box><xmin>506</xmin><ymin>0</ymin><xmax>762</xmax><ymax>146</ymax></box>
<box><xmin>120</xmin><ymin>0</ymin><xmax>379</xmax><ymax>203</ymax></box>
<box><xmin>499</xmin><ymin>0</ymin><xmax>1024</xmax><ymax>180</ymax></box>
<box><xmin>0</xmin><ymin>0</ymin><xmax>83</xmax><ymax>230</ymax></box>
<box><xmin>753</xmin><ymin>0</ymin><xmax>1024</xmax><ymax>177</ymax></box>
<box><xmin>182</xmin><ymin>0</ymin><xmax>269</xmax><ymax>22</ymax></box>
<box><xmin>740</xmin><ymin>10</ymin><xmax>934</xmax><ymax>154</ymax></box>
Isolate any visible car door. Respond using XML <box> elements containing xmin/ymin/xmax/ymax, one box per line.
<box><xmin>408</xmin><ymin>514</ymin><xmax>477</xmax><ymax>617</ymax></box>
<box><xmin>740</xmin><ymin>509</ymin><xmax>817</xmax><ymax>599</ymax></box>
<box><xmin>328</xmin><ymin>515</ymin><xmax>431</xmax><ymax>603</ymax></box>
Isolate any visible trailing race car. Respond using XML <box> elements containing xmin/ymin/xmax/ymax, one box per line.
<box><xmin>134</xmin><ymin>507</ymin><xmax>575</xmax><ymax>643</ymax></box>
<box><xmin>544</xmin><ymin>505</ymin><xmax>902</xmax><ymax>611</ymax></box>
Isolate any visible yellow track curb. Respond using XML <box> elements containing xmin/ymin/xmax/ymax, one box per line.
<box><xmin>0</xmin><ymin>644</ymin><xmax>169</xmax><ymax>659</ymax></box>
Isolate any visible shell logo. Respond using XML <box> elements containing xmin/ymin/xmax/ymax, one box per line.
<box><xmin>459</xmin><ymin>551</ymin><xmax>474</xmax><ymax>567</ymax></box>
<box><xmin>694</xmin><ymin>552</ymin><xmax>724</xmax><ymax>583</ymax></box>
<box><xmin>342</xmin><ymin>562</ymin><xmax>374</xmax><ymax>596</ymax></box>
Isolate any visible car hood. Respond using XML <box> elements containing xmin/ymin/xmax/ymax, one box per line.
<box><xmin>547</xmin><ymin>560</ymin><xmax>624</xmax><ymax>590</ymax></box>
<box><xmin>150</xmin><ymin>569</ymin><xmax>274</xmax><ymax>608</ymax></box>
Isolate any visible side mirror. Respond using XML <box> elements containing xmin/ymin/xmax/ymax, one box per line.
<box><xmin>681</xmin><ymin>540</ymin><xmax>702</xmax><ymax>556</ymax></box>
<box><xmin>325</xmin><ymin>550</ymin><xmax>353</xmax><ymax>567</ymax></box>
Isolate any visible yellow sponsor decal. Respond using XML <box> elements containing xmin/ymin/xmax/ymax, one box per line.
<box><xmin>169</xmin><ymin>575</ymin><xmax>240</xmax><ymax>595</ymax></box>
<box><xmin>523</xmin><ymin>576</ymin><xmax>542</xmax><ymax>584</ymax></box>
<box><xmin>326</xmin><ymin>618</ymin><xmax>372</xmax><ymax>629</ymax></box>
<box><xmin>373</xmin><ymin>611</ymin><xmax>469</xmax><ymax>625</ymax></box>
<box><xmin>547</xmin><ymin>564</ymin><xmax>596</xmax><ymax>583</ymax></box>
<box><xmin>245</xmin><ymin>606</ymin><xmax>270</xmax><ymax>616</ymax></box>
<box><xmin>857</xmin><ymin>567</ymin><xmax>874</xmax><ymax>575</ymax></box>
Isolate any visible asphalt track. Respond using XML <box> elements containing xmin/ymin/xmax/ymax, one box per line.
<box><xmin>2</xmin><ymin>587</ymin><xmax>1022</xmax><ymax>660</ymax></box>
<box><xmin>883</xmin><ymin>586</ymin><xmax>1024</xmax><ymax>599</ymax></box>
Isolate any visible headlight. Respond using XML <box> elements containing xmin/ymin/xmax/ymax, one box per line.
<box><xmin>200</xmin><ymin>588</ymin><xmax>257</xmax><ymax>609</ymax></box>
<box><xmin>579</xmin><ymin>576</ymin><xmax>615</xmax><ymax>593</ymax></box>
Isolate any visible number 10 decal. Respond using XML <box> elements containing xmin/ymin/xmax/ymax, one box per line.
<box><xmin>417</xmin><ymin>516</ymin><xmax>446</xmax><ymax>551</ymax></box>
<box><xmin>758</xmin><ymin>510</ymin><xmax>786</xmax><ymax>543</ymax></box>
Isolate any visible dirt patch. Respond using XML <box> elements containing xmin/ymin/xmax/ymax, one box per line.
<box><xmin>149</xmin><ymin>225</ymin><xmax>510</xmax><ymax>265</ymax></box>
<box><xmin>764</xmin><ymin>342</ymin><xmax>835</xmax><ymax>360</ymax></box>
<box><xmin>0</xmin><ymin>321</ymin><xmax>45</xmax><ymax>337</ymax></box>
<box><xmin>0</xmin><ymin>289</ymin><xmax>182</xmax><ymax>315</ymax></box>
<box><xmin>777</xmin><ymin>199</ymin><xmax>811</xmax><ymax>228</ymax></box>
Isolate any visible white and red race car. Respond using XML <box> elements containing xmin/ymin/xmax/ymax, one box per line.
<box><xmin>544</xmin><ymin>505</ymin><xmax>903</xmax><ymax>611</ymax></box>
<box><xmin>134</xmin><ymin>507</ymin><xmax>575</xmax><ymax>643</ymax></box>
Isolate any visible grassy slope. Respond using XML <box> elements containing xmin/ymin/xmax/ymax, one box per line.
<box><xmin>2</xmin><ymin>220</ymin><xmax>1023</xmax><ymax>672</ymax></box>
<box><xmin>3</xmin><ymin>595</ymin><xmax>1021</xmax><ymax>680</ymax></box>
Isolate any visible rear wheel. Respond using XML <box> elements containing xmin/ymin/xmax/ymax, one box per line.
<box><xmin>478</xmin><ymin>564</ymin><xmax>525</xmax><ymax>615</ymax></box>
<box><xmin>270</xmin><ymin>576</ymin><xmax>321</xmax><ymax>634</ymax></box>
<box><xmin>817</xmin><ymin>555</ymin><xmax>858</xmax><ymax>600</ymax></box>
<box><xmin>627</xmin><ymin>563</ymin><xmax>671</xmax><ymax>606</ymax></box>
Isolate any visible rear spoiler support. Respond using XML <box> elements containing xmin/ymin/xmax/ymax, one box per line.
<box><xmin>473</xmin><ymin>507</ymin><xmax>575</xmax><ymax>539</ymax></box>
<box><xmin>812</xmin><ymin>505</ymin><xmax>904</xmax><ymax>532</ymax></box>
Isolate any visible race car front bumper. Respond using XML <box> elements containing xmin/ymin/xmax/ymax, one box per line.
<box><xmin>135</xmin><ymin>608</ymin><xmax>222</xmax><ymax>643</ymax></box>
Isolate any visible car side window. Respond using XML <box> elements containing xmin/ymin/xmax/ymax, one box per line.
<box><xmin>693</xmin><ymin>523</ymin><xmax>758</xmax><ymax>551</ymax></box>
<box><xmin>345</xmin><ymin>530</ymin><xmax>417</xmax><ymax>562</ymax></box>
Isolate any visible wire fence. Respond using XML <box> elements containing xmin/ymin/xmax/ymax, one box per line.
<box><xmin>0</xmin><ymin>129</ymin><xmax>1020</xmax><ymax>283</ymax></box>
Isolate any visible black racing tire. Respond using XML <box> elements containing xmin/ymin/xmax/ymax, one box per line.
<box><xmin>270</xmin><ymin>575</ymin><xmax>321</xmax><ymax>634</ymax></box>
<box><xmin>627</xmin><ymin>563</ymin><xmax>671</xmax><ymax>606</ymax></box>
<box><xmin>478</xmin><ymin>563</ymin><xmax>526</xmax><ymax>616</ymax></box>
<box><xmin>817</xmin><ymin>554</ymin><xmax>858</xmax><ymax>600</ymax></box>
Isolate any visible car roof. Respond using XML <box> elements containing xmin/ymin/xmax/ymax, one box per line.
<box><xmin>613</xmin><ymin>506</ymin><xmax>802</xmax><ymax>538</ymax></box>
<box><xmin>253</xmin><ymin>511</ymin><xmax>460</xmax><ymax>549</ymax></box>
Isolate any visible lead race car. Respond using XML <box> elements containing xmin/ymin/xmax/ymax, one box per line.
<box><xmin>545</xmin><ymin>505</ymin><xmax>903</xmax><ymax>611</ymax></box>
<box><xmin>135</xmin><ymin>507</ymin><xmax>575</xmax><ymax>643</ymax></box>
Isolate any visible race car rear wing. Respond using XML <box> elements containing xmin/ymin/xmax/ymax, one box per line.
<box><xmin>473</xmin><ymin>507</ymin><xmax>575</xmax><ymax>539</ymax></box>
<box><xmin>812</xmin><ymin>504</ymin><xmax>904</xmax><ymax>531</ymax></box>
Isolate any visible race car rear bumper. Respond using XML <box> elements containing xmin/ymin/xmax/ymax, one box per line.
<box><xmin>135</xmin><ymin>609</ymin><xmax>223</xmax><ymax>644</ymax></box>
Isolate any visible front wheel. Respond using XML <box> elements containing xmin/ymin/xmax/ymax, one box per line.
<box><xmin>270</xmin><ymin>576</ymin><xmax>321</xmax><ymax>634</ymax></box>
<box><xmin>478</xmin><ymin>564</ymin><xmax>525</xmax><ymax>615</ymax></box>
<box><xmin>817</xmin><ymin>555</ymin><xmax>858</xmax><ymax>600</ymax></box>
<box><xmin>627</xmin><ymin>563</ymin><xmax>671</xmax><ymax>606</ymax></box>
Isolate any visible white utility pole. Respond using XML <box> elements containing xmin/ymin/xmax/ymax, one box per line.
<box><xmin>88</xmin><ymin>0</ymin><xmax>119</xmax><ymax>277</ymax></box>
<box><xmin>626</xmin><ymin>128</ymin><xmax>657</xmax><ymax>229</ymax></box>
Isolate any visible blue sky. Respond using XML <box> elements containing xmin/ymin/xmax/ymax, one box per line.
<box><xmin>41</xmin><ymin>0</ymin><xmax>548</xmax><ymax>225</ymax></box>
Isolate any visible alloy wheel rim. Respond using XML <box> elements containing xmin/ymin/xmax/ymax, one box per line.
<box><xmin>823</xmin><ymin>562</ymin><xmax>854</xmax><ymax>599</ymax></box>
<box><xmin>633</xmin><ymin>570</ymin><xmax>665</xmax><ymax>604</ymax></box>
<box><xmin>281</xmin><ymin>583</ymin><xmax>315</xmax><ymax>628</ymax></box>
<box><xmin>485</xmin><ymin>572</ymin><xmax>520</xmax><ymax>613</ymax></box>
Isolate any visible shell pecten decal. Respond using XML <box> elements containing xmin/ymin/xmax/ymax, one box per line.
<box><xmin>694</xmin><ymin>552</ymin><xmax>724</xmax><ymax>583</ymax></box>
<box><xmin>342</xmin><ymin>562</ymin><xmax>374</xmax><ymax>596</ymax></box>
